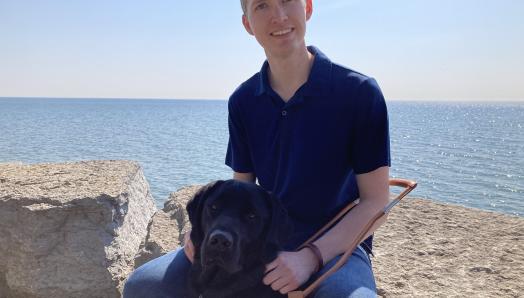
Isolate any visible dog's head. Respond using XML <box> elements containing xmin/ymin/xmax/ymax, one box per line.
<box><xmin>187</xmin><ymin>179</ymin><xmax>291</xmax><ymax>275</ymax></box>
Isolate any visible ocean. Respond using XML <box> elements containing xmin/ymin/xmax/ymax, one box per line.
<box><xmin>1</xmin><ymin>98</ymin><xmax>522</xmax><ymax>216</ymax></box>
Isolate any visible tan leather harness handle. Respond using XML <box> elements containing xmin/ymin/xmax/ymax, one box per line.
<box><xmin>288</xmin><ymin>178</ymin><xmax>417</xmax><ymax>298</ymax></box>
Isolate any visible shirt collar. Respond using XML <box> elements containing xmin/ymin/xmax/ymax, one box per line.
<box><xmin>255</xmin><ymin>60</ymin><xmax>270</xmax><ymax>97</ymax></box>
<box><xmin>255</xmin><ymin>45</ymin><xmax>333</xmax><ymax>97</ymax></box>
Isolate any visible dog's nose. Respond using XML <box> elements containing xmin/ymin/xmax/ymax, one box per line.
<box><xmin>208</xmin><ymin>230</ymin><xmax>233</xmax><ymax>251</ymax></box>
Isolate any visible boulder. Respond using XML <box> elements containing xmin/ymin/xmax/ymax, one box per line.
<box><xmin>0</xmin><ymin>160</ymin><xmax>156</xmax><ymax>298</ymax></box>
<box><xmin>134</xmin><ymin>185</ymin><xmax>201</xmax><ymax>267</ymax></box>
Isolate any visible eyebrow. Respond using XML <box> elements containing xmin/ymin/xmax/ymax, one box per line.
<box><xmin>252</xmin><ymin>0</ymin><xmax>266</xmax><ymax>6</ymax></box>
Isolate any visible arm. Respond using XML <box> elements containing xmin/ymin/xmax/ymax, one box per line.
<box><xmin>233</xmin><ymin>171</ymin><xmax>256</xmax><ymax>183</ymax></box>
<box><xmin>263</xmin><ymin>166</ymin><xmax>390</xmax><ymax>294</ymax></box>
<box><xmin>312</xmin><ymin>166</ymin><xmax>390</xmax><ymax>262</ymax></box>
<box><xmin>264</xmin><ymin>79</ymin><xmax>390</xmax><ymax>293</ymax></box>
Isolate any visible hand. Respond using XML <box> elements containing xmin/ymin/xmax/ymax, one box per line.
<box><xmin>183</xmin><ymin>231</ymin><xmax>195</xmax><ymax>263</ymax></box>
<box><xmin>263</xmin><ymin>249</ymin><xmax>318</xmax><ymax>294</ymax></box>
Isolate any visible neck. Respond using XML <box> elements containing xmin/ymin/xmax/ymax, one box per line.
<box><xmin>265</xmin><ymin>45</ymin><xmax>314</xmax><ymax>102</ymax></box>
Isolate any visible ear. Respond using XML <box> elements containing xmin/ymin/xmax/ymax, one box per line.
<box><xmin>186</xmin><ymin>180</ymin><xmax>225</xmax><ymax>253</ymax></box>
<box><xmin>263</xmin><ymin>192</ymin><xmax>293</xmax><ymax>262</ymax></box>
<box><xmin>305</xmin><ymin>0</ymin><xmax>313</xmax><ymax>21</ymax></box>
<box><xmin>242</xmin><ymin>14</ymin><xmax>254</xmax><ymax>36</ymax></box>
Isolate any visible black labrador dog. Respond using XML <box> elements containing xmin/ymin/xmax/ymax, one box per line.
<box><xmin>186</xmin><ymin>180</ymin><xmax>291</xmax><ymax>298</ymax></box>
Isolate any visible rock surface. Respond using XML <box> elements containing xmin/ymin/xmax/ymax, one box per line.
<box><xmin>134</xmin><ymin>185</ymin><xmax>200</xmax><ymax>267</ymax></box>
<box><xmin>0</xmin><ymin>160</ymin><xmax>156</xmax><ymax>298</ymax></box>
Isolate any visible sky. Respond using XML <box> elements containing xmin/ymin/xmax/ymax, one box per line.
<box><xmin>1</xmin><ymin>0</ymin><xmax>523</xmax><ymax>101</ymax></box>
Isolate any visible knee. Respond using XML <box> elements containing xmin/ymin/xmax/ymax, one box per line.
<box><xmin>123</xmin><ymin>249</ymin><xmax>190</xmax><ymax>298</ymax></box>
<box><xmin>311</xmin><ymin>249</ymin><xmax>376</xmax><ymax>298</ymax></box>
<box><xmin>314</xmin><ymin>285</ymin><xmax>376</xmax><ymax>298</ymax></box>
<box><xmin>123</xmin><ymin>268</ymin><xmax>152</xmax><ymax>298</ymax></box>
<box><xmin>311</xmin><ymin>268</ymin><xmax>377</xmax><ymax>298</ymax></box>
<box><xmin>123</xmin><ymin>260</ymin><xmax>168</xmax><ymax>298</ymax></box>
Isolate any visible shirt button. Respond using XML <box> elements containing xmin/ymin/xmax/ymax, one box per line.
<box><xmin>281</xmin><ymin>110</ymin><xmax>287</xmax><ymax>116</ymax></box>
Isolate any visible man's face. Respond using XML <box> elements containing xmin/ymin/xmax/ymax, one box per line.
<box><xmin>242</xmin><ymin>0</ymin><xmax>312</xmax><ymax>58</ymax></box>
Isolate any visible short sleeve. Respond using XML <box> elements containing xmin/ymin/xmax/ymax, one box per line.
<box><xmin>225</xmin><ymin>97</ymin><xmax>254</xmax><ymax>173</ymax></box>
<box><xmin>350</xmin><ymin>78</ymin><xmax>391</xmax><ymax>174</ymax></box>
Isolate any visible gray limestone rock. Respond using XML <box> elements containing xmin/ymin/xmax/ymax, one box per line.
<box><xmin>0</xmin><ymin>160</ymin><xmax>156</xmax><ymax>298</ymax></box>
<box><xmin>133</xmin><ymin>185</ymin><xmax>201</xmax><ymax>267</ymax></box>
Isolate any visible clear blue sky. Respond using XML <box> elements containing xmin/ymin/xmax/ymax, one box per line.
<box><xmin>1</xmin><ymin>0</ymin><xmax>523</xmax><ymax>101</ymax></box>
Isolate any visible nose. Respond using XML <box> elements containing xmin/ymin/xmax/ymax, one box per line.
<box><xmin>271</xmin><ymin>4</ymin><xmax>288</xmax><ymax>23</ymax></box>
<box><xmin>208</xmin><ymin>230</ymin><xmax>234</xmax><ymax>251</ymax></box>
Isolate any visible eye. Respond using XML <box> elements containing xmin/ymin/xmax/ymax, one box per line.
<box><xmin>247</xmin><ymin>212</ymin><xmax>257</xmax><ymax>220</ymax></box>
<box><xmin>255</xmin><ymin>2</ymin><xmax>268</xmax><ymax>10</ymax></box>
<box><xmin>210</xmin><ymin>204</ymin><xmax>218</xmax><ymax>212</ymax></box>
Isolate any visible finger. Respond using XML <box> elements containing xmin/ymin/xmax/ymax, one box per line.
<box><xmin>264</xmin><ymin>259</ymin><xmax>279</xmax><ymax>274</ymax></box>
<box><xmin>185</xmin><ymin>232</ymin><xmax>195</xmax><ymax>249</ymax></box>
<box><xmin>188</xmin><ymin>239</ymin><xmax>194</xmax><ymax>252</ymax></box>
<box><xmin>184</xmin><ymin>232</ymin><xmax>193</xmax><ymax>246</ymax></box>
<box><xmin>262</xmin><ymin>267</ymin><xmax>282</xmax><ymax>285</ymax></box>
<box><xmin>270</xmin><ymin>276</ymin><xmax>289</xmax><ymax>292</ymax></box>
<box><xmin>183</xmin><ymin>236</ymin><xmax>195</xmax><ymax>263</ymax></box>
<box><xmin>279</xmin><ymin>283</ymin><xmax>298</xmax><ymax>295</ymax></box>
<box><xmin>183</xmin><ymin>249</ymin><xmax>194</xmax><ymax>263</ymax></box>
<box><xmin>185</xmin><ymin>246</ymin><xmax>194</xmax><ymax>261</ymax></box>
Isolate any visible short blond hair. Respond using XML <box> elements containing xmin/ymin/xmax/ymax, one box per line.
<box><xmin>241</xmin><ymin>0</ymin><xmax>307</xmax><ymax>15</ymax></box>
<box><xmin>240</xmin><ymin>0</ymin><xmax>247</xmax><ymax>14</ymax></box>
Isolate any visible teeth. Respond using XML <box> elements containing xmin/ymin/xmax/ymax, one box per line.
<box><xmin>272</xmin><ymin>28</ymin><xmax>292</xmax><ymax>36</ymax></box>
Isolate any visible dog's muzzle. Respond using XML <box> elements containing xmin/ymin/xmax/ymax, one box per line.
<box><xmin>203</xmin><ymin>229</ymin><xmax>242</xmax><ymax>273</ymax></box>
<box><xmin>208</xmin><ymin>229</ymin><xmax>233</xmax><ymax>252</ymax></box>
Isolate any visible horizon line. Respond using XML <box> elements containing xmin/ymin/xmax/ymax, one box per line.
<box><xmin>1</xmin><ymin>96</ymin><xmax>524</xmax><ymax>103</ymax></box>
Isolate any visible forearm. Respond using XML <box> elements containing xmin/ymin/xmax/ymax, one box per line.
<box><xmin>313</xmin><ymin>197</ymin><xmax>388</xmax><ymax>263</ymax></box>
<box><xmin>313</xmin><ymin>166</ymin><xmax>390</xmax><ymax>263</ymax></box>
<box><xmin>233</xmin><ymin>171</ymin><xmax>256</xmax><ymax>183</ymax></box>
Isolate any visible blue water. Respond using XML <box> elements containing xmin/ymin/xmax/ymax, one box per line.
<box><xmin>1</xmin><ymin>98</ymin><xmax>523</xmax><ymax>216</ymax></box>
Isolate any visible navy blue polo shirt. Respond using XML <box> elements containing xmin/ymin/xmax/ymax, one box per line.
<box><xmin>225</xmin><ymin>46</ymin><xmax>390</xmax><ymax>252</ymax></box>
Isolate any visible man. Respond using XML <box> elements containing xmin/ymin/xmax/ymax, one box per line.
<box><xmin>124</xmin><ymin>0</ymin><xmax>390</xmax><ymax>297</ymax></box>
<box><xmin>224</xmin><ymin>0</ymin><xmax>390</xmax><ymax>296</ymax></box>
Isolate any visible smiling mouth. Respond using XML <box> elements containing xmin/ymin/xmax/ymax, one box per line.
<box><xmin>271</xmin><ymin>28</ymin><xmax>294</xmax><ymax>36</ymax></box>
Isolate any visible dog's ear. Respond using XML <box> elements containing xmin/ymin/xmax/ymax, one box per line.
<box><xmin>263</xmin><ymin>191</ymin><xmax>293</xmax><ymax>262</ymax></box>
<box><xmin>186</xmin><ymin>180</ymin><xmax>225</xmax><ymax>253</ymax></box>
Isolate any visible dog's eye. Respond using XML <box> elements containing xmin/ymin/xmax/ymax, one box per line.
<box><xmin>247</xmin><ymin>213</ymin><xmax>256</xmax><ymax>220</ymax></box>
<box><xmin>210</xmin><ymin>204</ymin><xmax>218</xmax><ymax>211</ymax></box>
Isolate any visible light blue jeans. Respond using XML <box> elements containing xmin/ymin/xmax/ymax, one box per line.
<box><xmin>124</xmin><ymin>245</ymin><xmax>376</xmax><ymax>298</ymax></box>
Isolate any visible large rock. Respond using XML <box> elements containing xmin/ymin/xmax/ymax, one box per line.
<box><xmin>0</xmin><ymin>160</ymin><xmax>156</xmax><ymax>298</ymax></box>
<box><xmin>134</xmin><ymin>185</ymin><xmax>201</xmax><ymax>267</ymax></box>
